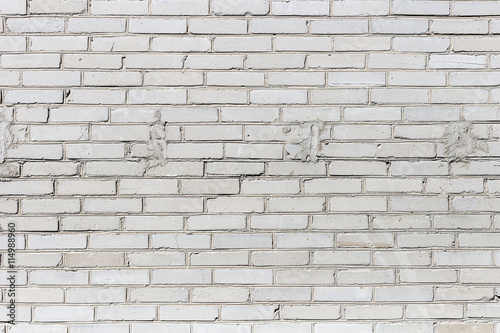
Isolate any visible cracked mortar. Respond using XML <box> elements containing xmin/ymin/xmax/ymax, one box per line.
<box><xmin>0</xmin><ymin>116</ymin><xmax>13</xmax><ymax>164</ymax></box>
<box><xmin>443</xmin><ymin>120</ymin><xmax>488</xmax><ymax>162</ymax></box>
<box><xmin>285</xmin><ymin>121</ymin><xmax>326</xmax><ymax>162</ymax></box>
<box><xmin>144</xmin><ymin>111</ymin><xmax>168</xmax><ymax>170</ymax></box>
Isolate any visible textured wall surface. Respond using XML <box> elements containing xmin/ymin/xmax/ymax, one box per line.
<box><xmin>1</xmin><ymin>0</ymin><xmax>500</xmax><ymax>332</ymax></box>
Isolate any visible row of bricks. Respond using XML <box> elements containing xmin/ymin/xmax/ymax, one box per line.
<box><xmin>4</xmin><ymin>267</ymin><xmax>500</xmax><ymax>285</ymax></box>
<box><xmin>4</xmin><ymin>249</ymin><xmax>500</xmax><ymax>267</ymax></box>
<box><xmin>5</xmin><ymin>71</ymin><xmax>500</xmax><ymax>88</ymax></box>
<box><xmin>3</xmin><ymin>0</ymin><xmax>500</xmax><ymax>17</ymax></box>
<box><xmin>1</xmin><ymin>54</ymin><xmax>499</xmax><ymax>70</ymax></box>
<box><xmin>2</xmin><ymin>17</ymin><xmax>500</xmax><ymax>35</ymax></box>
<box><xmin>3</xmin><ymin>161</ymin><xmax>500</xmax><ymax>177</ymax></box>
<box><xmin>2</xmin><ymin>88</ymin><xmax>500</xmax><ymax>105</ymax></box>
<box><xmin>3</xmin><ymin>124</ymin><xmax>499</xmax><ymax>141</ymax></box>
<box><xmin>0</xmin><ymin>214</ymin><xmax>497</xmax><ymax>232</ymax></box>
<box><xmin>3</xmin><ymin>35</ymin><xmax>500</xmax><ymax>52</ymax></box>
<box><xmin>1</xmin><ymin>285</ymin><xmax>499</xmax><ymax>303</ymax></box>
<box><xmin>4</xmin><ymin>106</ymin><xmax>500</xmax><ymax>123</ymax></box>
<box><xmin>3</xmin><ymin>322</ymin><xmax>500</xmax><ymax>333</ymax></box>
<box><xmin>4</xmin><ymin>232</ymin><xmax>500</xmax><ymax>249</ymax></box>
<box><xmin>0</xmin><ymin>178</ymin><xmax>500</xmax><ymax>196</ymax></box>
<box><xmin>0</xmin><ymin>142</ymin><xmax>497</xmax><ymax>159</ymax></box>
<box><xmin>3</xmin><ymin>303</ymin><xmax>500</xmax><ymax>321</ymax></box>
<box><xmin>1</xmin><ymin>195</ymin><xmax>500</xmax><ymax>213</ymax></box>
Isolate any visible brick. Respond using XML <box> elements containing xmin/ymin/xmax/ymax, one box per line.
<box><xmin>369</xmin><ymin>53</ymin><xmax>426</xmax><ymax>69</ymax></box>
<box><xmin>65</xmin><ymin>252</ymin><xmax>125</xmax><ymax>268</ymax></box>
<box><xmin>2</xmin><ymin>55</ymin><xmax>60</xmax><ymax>69</ymax></box>
<box><xmin>316</xmin><ymin>324</ymin><xmax>372</xmax><ymax>333</ymax></box>
<box><xmin>375</xmin><ymin>286</ymin><xmax>433</xmax><ymax>302</ymax></box>
<box><xmin>92</xmin><ymin>37</ymin><xmax>149</xmax><ymax>52</ymax></box>
<box><xmin>90</xmin><ymin>0</ymin><xmax>148</xmax><ymax>15</ymax></box>
<box><xmin>407</xmin><ymin>304</ymin><xmax>463</xmax><ymax>319</ymax></box>
<box><xmin>215</xmin><ymin>37</ymin><xmax>272</xmax><ymax>52</ymax></box>
<box><xmin>0</xmin><ymin>0</ymin><xmax>26</xmax><ymax>14</ymax></box>
<box><xmin>394</xmin><ymin>1</ymin><xmax>449</xmax><ymax>15</ymax></box>
<box><xmin>211</xmin><ymin>0</ymin><xmax>269</xmax><ymax>15</ymax></box>
<box><xmin>332</xmin><ymin>1</ymin><xmax>389</xmax><ymax>16</ymax></box>
<box><xmin>64</xmin><ymin>54</ymin><xmax>123</xmax><ymax>69</ymax></box>
<box><xmin>7</xmin><ymin>17</ymin><xmax>64</xmax><ymax>33</ymax></box>
<box><xmin>62</xmin><ymin>216</ymin><xmax>120</xmax><ymax>231</ymax></box>
<box><xmin>307</xmin><ymin>54</ymin><xmax>365</xmax><ymax>69</ymax></box>
<box><xmin>71</xmin><ymin>325</ymin><xmax>129</xmax><ymax>333</ymax></box>
<box><xmin>152</xmin><ymin>234</ymin><xmax>211</xmax><ymax>249</ymax></box>
<box><xmin>97</xmin><ymin>305</ymin><xmax>155</xmax><ymax>321</ymax></box>
<box><xmin>130</xmin><ymin>18</ymin><xmax>186</xmax><ymax>34</ymax></box>
<box><xmin>191</xmin><ymin>252</ymin><xmax>248</xmax><ymax>266</ymax></box>
<box><xmin>249</xmin><ymin>55</ymin><xmax>305</xmax><ymax>71</ymax></box>
<box><xmin>372</xmin><ymin>19</ymin><xmax>428</xmax><ymax>34</ymax></box>
<box><xmin>314</xmin><ymin>287</ymin><xmax>372</xmax><ymax>302</ymax></box>
<box><xmin>272</xmin><ymin>1</ymin><xmax>329</xmax><ymax>16</ymax></box>
<box><xmin>31</xmin><ymin>270</ymin><xmax>88</xmax><ymax>285</ymax></box>
<box><xmin>29</xmin><ymin>234</ymin><xmax>86</xmax><ymax>249</ymax></box>
<box><xmin>153</xmin><ymin>269</ymin><xmax>212</xmax><ymax>284</ymax></box>
<box><xmin>252</xmin><ymin>251</ymin><xmax>309</xmax><ymax>266</ymax></box>
<box><xmin>68</xmin><ymin>18</ymin><xmax>126</xmax><ymax>33</ymax></box>
<box><xmin>251</xmin><ymin>19</ymin><xmax>307</xmax><ymax>34</ymax></box>
<box><xmin>34</xmin><ymin>306</ymin><xmax>93</xmax><ymax>322</ymax></box>
<box><xmin>311</xmin><ymin>19</ymin><xmax>368</xmax><ymax>34</ymax></box>
<box><xmin>153</xmin><ymin>37</ymin><xmax>211</xmax><ymax>52</ymax></box>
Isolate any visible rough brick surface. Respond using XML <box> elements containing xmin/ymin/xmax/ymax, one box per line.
<box><xmin>1</xmin><ymin>0</ymin><xmax>500</xmax><ymax>331</ymax></box>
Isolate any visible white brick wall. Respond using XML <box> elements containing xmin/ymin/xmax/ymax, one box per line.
<box><xmin>0</xmin><ymin>0</ymin><xmax>500</xmax><ymax>331</ymax></box>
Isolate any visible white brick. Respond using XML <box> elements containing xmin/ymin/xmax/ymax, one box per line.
<box><xmin>71</xmin><ymin>325</ymin><xmax>129</xmax><ymax>333</ymax></box>
<box><xmin>452</xmin><ymin>1</ymin><xmax>500</xmax><ymax>16</ymax></box>
<box><xmin>62</xmin><ymin>216</ymin><xmax>120</xmax><ymax>231</ymax></box>
<box><xmin>152</xmin><ymin>234</ymin><xmax>210</xmax><ymax>249</ymax></box>
<box><xmin>332</xmin><ymin>1</ymin><xmax>389</xmax><ymax>16</ymax></box>
<box><xmin>311</xmin><ymin>19</ymin><xmax>368</xmax><ymax>34</ymax></box>
<box><xmin>190</xmin><ymin>19</ymin><xmax>246</xmax><ymax>34</ymax></box>
<box><xmin>248</xmin><ymin>54</ymin><xmax>306</xmax><ymax>69</ymax></box>
<box><xmin>29</xmin><ymin>234</ymin><xmax>86</xmax><ymax>249</ymax></box>
<box><xmin>153</xmin><ymin>269</ymin><xmax>211</xmax><ymax>284</ymax></box>
<box><xmin>64</xmin><ymin>54</ymin><xmax>122</xmax><ymax>69</ymax></box>
<box><xmin>251</xmin><ymin>19</ymin><xmax>307</xmax><ymax>34</ymax></box>
<box><xmin>92</xmin><ymin>270</ymin><xmax>149</xmax><ymax>285</ymax></box>
<box><xmin>215</xmin><ymin>37</ymin><xmax>272</xmax><ymax>52</ymax></box>
<box><xmin>212</xmin><ymin>0</ymin><xmax>269</xmax><ymax>15</ymax></box>
<box><xmin>151</xmin><ymin>0</ymin><xmax>208</xmax><ymax>15</ymax></box>
<box><xmin>34</xmin><ymin>306</ymin><xmax>93</xmax><ymax>322</ymax></box>
<box><xmin>275</xmin><ymin>37</ymin><xmax>332</xmax><ymax>51</ymax></box>
<box><xmin>7</xmin><ymin>17</ymin><xmax>64</xmax><ymax>33</ymax></box>
<box><xmin>394</xmin><ymin>1</ymin><xmax>449</xmax><ymax>15</ymax></box>
<box><xmin>31</xmin><ymin>270</ymin><xmax>88</xmax><ymax>285</ymax></box>
<box><xmin>92</xmin><ymin>37</ymin><xmax>149</xmax><ymax>52</ymax></box>
<box><xmin>67</xmin><ymin>288</ymin><xmax>126</xmax><ymax>304</ymax></box>
<box><xmin>188</xmin><ymin>215</ymin><xmax>246</xmax><ymax>230</ymax></box>
<box><xmin>90</xmin><ymin>234</ymin><xmax>148</xmax><ymax>249</ymax></box>
<box><xmin>0</xmin><ymin>0</ymin><xmax>26</xmax><ymax>14</ymax></box>
<box><xmin>335</xmin><ymin>36</ymin><xmax>391</xmax><ymax>51</ymax></box>
<box><xmin>84</xmin><ymin>198</ymin><xmax>142</xmax><ymax>213</ymax></box>
<box><xmin>272</xmin><ymin>1</ymin><xmax>329</xmax><ymax>16</ymax></box>
<box><xmin>369</xmin><ymin>53</ymin><xmax>426</xmax><ymax>69</ymax></box>
<box><xmin>97</xmin><ymin>305</ymin><xmax>155</xmax><ymax>321</ymax></box>
<box><xmin>90</xmin><ymin>0</ymin><xmax>148</xmax><ymax>15</ymax></box>
<box><xmin>130</xmin><ymin>18</ymin><xmax>186</xmax><ymax>34</ymax></box>
<box><xmin>432</xmin><ymin>19</ymin><xmax>488</xmax><ymax>34</ymax></box>
<box><xmin>372</xmin><ymin>19</ymin><xmax>428</xmax><ymax>34</ymax></box>
<box><xmin>316</xmin><ymin>324</ymin><xmax>372</xmax><ymax>333</ymax></box>
<box><xmin>160</xmin><ymin>305</ymin><xmax>217</xmax><ymax>321</ymax></box>
<box><xmin>68</xmin><ymin>18</ymin><xmax>126</xmax><ymax>33</ymax></box>
<box><xmin>153</xmin><ymin>37</ymin><xmax>211</xmax><ymax>52</ymax></box>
